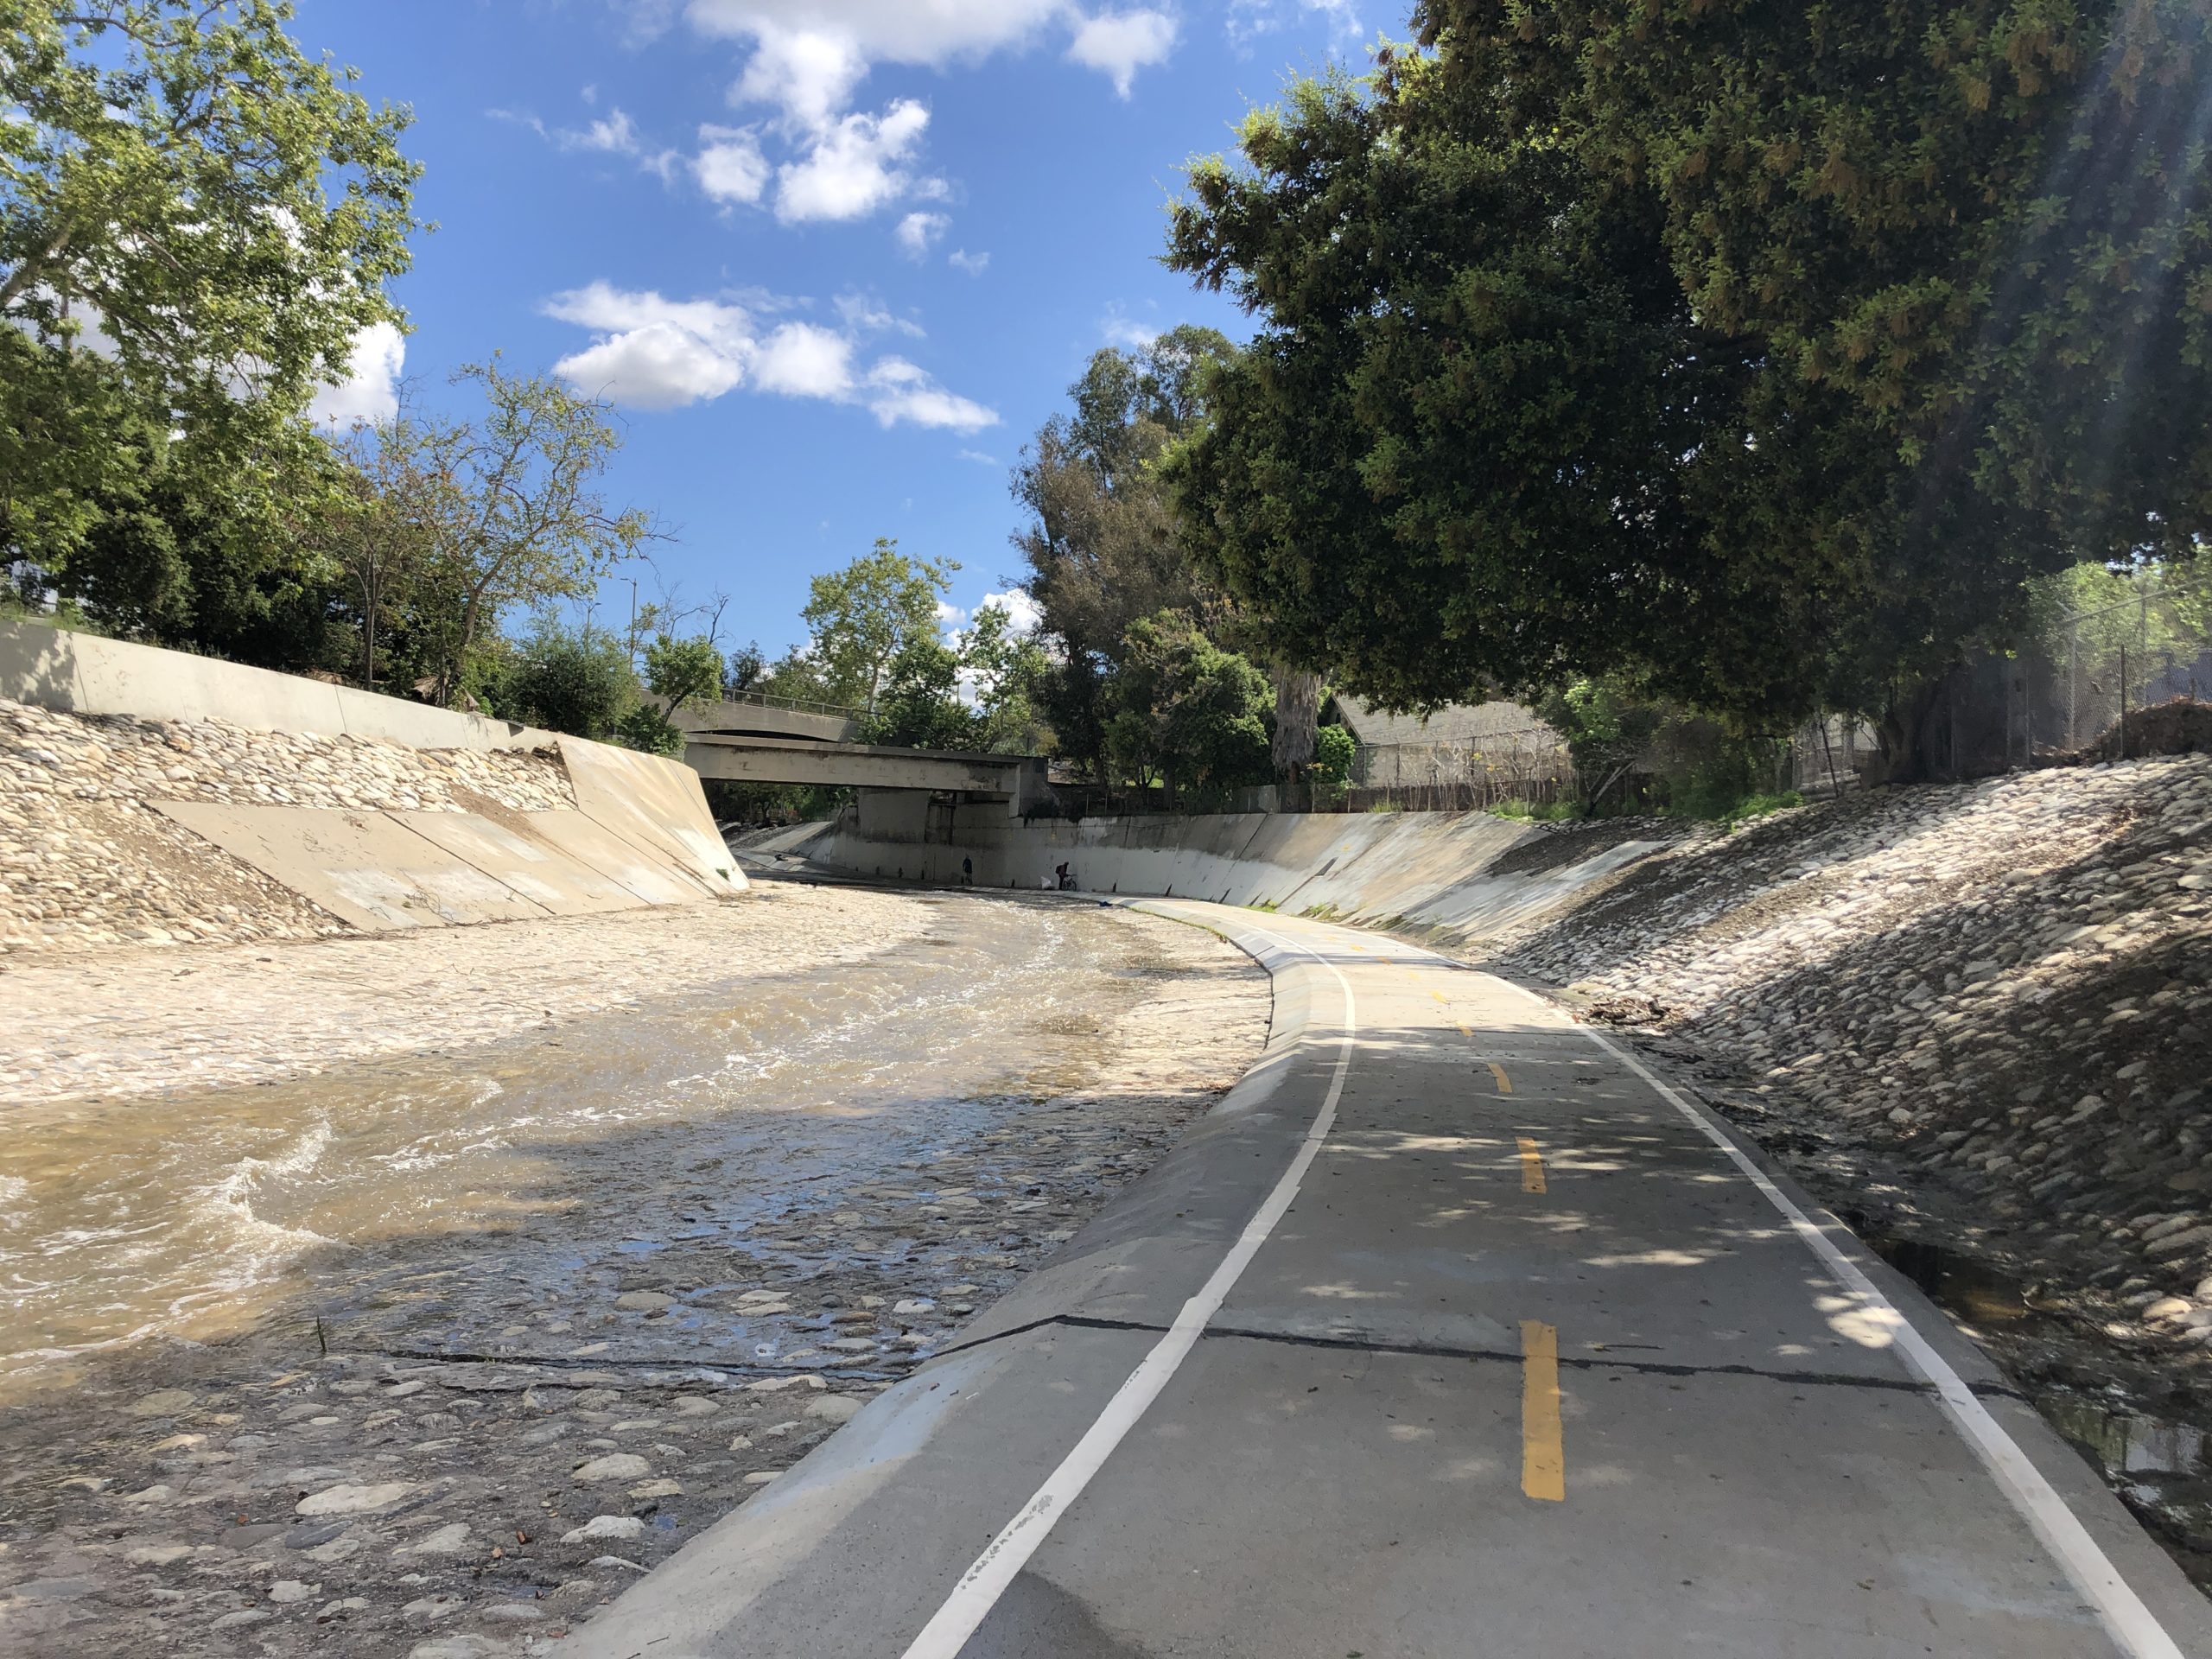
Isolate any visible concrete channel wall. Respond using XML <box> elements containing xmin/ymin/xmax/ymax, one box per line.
<box><xmin>788</xmin><ymin>798</ymin><xmax>1674</xmax><ymax>945</ymax></box>
<box><xmin>1</xmin><ymin>615</ymin><xmax>543</xmax><ymax>751</ymax></box>
<box><xmin>1</xmin><ymin>618</ymin><xmax>745</xmax><ymax>938</ymax></box>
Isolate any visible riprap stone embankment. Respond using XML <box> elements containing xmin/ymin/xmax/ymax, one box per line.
<box><xmin>0</xmin><ymin>696</ymin><xmax>573</xmax><ymax>954</ymax></box>
<box><xmin>1491</xmin><ymin>755</ymin><xmax>2212</xmax><ymax>1359</ymax></box>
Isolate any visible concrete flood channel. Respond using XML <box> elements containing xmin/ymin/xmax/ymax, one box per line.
<box><xmin>0</xmin><ymin>890</ymin><xmax>1268</xmax><ymax>1656</ymax></box>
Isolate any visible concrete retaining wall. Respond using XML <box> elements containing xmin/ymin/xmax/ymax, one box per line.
<box><xmin>798</xmin><ymin>800</ymin><xmax>1671</xmax><ymax>947</ymax></box>
<box><xmin>1</xmin><ymin>621</ymin><xmax>745</xmax><ymax>950</ymax></box>
<box><xmin>0</xmin><ymin>616</ymin><xmax>544</xmax><ymax>750</ymax></box>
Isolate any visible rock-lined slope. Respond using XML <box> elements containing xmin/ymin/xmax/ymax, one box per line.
<box><xmin>0</xmin><ymin>696</ymin><xmax>575</xmax><ymax>954</ymax></box>
<box><xmin>1495</xmin><ymin>755</ymin><xmax>2212</xmax><ymax>1356</ymax></box>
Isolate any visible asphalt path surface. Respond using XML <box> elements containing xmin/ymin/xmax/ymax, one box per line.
<box><xmin>558</xmin><ymin>901</ymin><xmax>2212</xmax><ymax>1658</ymax></box>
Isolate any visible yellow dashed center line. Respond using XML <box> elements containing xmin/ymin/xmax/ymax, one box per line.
<box><xmin>1521</xmin><ymin>1319</ymin><xmax>1565</xmax><ymax>1502</ymax></box>
<box><xmin>1517</xmin><ymin>1137</ymin><xmax>1547</xmax><ymax>1194</ymax></box>
<box><xmin>1489</xmin><ymin>1062</ymin><xmax>1513</xmax><ymax>1095</ymax></box>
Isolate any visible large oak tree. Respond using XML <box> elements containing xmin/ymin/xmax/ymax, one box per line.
<box><xmin>1165</xmin><ymin>3</ymin><xmax>2212</xmax><ymax>759</ymax></box>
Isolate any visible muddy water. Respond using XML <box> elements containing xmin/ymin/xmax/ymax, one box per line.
<box><xmin>0</xmin><ymin>894</ymin><xmax>1168</xmax><ymax>1398</ymax></box>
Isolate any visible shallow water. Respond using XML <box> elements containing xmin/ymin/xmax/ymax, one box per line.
<box><xmin>0</xmin><ymin>895</ymin><xmax>1160</xmax><ymax>1396</ymax></box>
<box><xmin>1843</xmin><ymin>1209</ymin><xmax>2212</xmax><ymax>1586</ymax></box>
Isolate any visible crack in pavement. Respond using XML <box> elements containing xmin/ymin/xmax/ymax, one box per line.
<box><xmin>934</xmin><ymin>1312</ymin><xmax>2029</xmax><ymax>1401</ymax></box>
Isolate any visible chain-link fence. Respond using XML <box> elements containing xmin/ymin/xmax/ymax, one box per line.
<box><xmin>1790</xmin><ymin>715</ymin><xmax>1882</xmax><ymax>797</ymax></box>
<box><xmin>1789</xmin><ymin>564</ymin><xmax>2211</xmax><ymax>790</ymax></box>
<box><xmin>1341</xmin><ymin>730</ymin><xmax>1575</xmax><ymax>813</ymax></box>
<box><xmin>2033</xmin><ymin>568</ymin><xmax>2211</xmax><ymax>758</ymax></box>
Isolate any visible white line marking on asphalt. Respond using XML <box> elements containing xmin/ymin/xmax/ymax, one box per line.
<box><xmin>1560</xmin><ymin>1013</ymin><xmax>2184</xmax><ymax>1659</ymax></box>
<box><xmin>897</xmin><ymin>916</ymin><xmax>1357</xmax><ymax>1659</ymax></box>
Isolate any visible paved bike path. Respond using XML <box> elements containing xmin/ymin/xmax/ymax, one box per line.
<box><xmin>558</xmin><ymin>903</ymin><xmax>2211</xmax><ymax>1658</ymax></box>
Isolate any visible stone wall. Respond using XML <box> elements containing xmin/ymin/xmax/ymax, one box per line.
<box><xmin>0</xmin><ymin>697</ymin><xmax>575</xmax><ymax>955</ymax></box>
<box><xmin>1492</xmin><ymin>755</ymin><xmax>2212</xmax><ymax>1353</ymax></box>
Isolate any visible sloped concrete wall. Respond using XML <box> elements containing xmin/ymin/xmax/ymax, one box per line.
<box><xmin>1</xmin><ymin>622</ymin><xmax>744</xmax><ymax>949</ymax></box>
<box><xmin>0</xmin><ymin>616</ymin><xmax>545</xmax><ymax>750</ymax></box>
<box><xmin>803</xmin><ymin>803</ymin><xmax>1670</xmax><ymax>946</ymax></box>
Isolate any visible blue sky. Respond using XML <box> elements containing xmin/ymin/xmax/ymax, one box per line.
<box><xmin>295</xmin><ymin>1</ymin><xmax>1369</xmax><ymax>658</ymax></box>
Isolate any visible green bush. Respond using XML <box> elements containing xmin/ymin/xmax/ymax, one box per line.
<box><xmin>1311</xmin><ymin>722</ymin><xmax>1356</xmax><ymax>802</ymax></box>
<box><xmin>612</xmin><ymin>702</ymin><xmax>684</xmax><ymax>757</ymax></box>
<box><xmin>495</xmin><ymin>625</ymin><xmax>634</xmax><ymax>740</ymax></box>
<box><xmin>1488</xmin><ymin>798</ymin><xmax>1580</xmax><ymax>823</ymax></box>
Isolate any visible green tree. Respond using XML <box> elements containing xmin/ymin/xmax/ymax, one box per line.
<box><xmin>1</xmin><ymin>0</ymin><xmax>420</xmax><ymax>562</ymax></box>
<box><xmin>1311</xmin><ymin>721</ymin><xmax>1356</xmax><ymax>803</ymax></box>
<box><xmin>495</xmin><ymin>623</ymin><xmax>634</xmax><ymax>739</ymax></box>
<box><xmin>961</xmin><ymin>601</ymin><xmax>1053</xmax><ymax>753</ymax></box>
<box><xmin>1014</xmin><ymin>327</ymin><xmax>1237</xmax><ymax>778</ymax></box>
<box><xmin>43</xmin><ymin>410</ymin><xmax>355</xmax><ymax>674</ymax></box>
<box><xmin>319</xmin><ymin>410</ymin><xmax>439</xmax><ymax>690</ymax></box>
<box><xmin>1166</xmin><ymin>8</ymin><xmax>2212</xmax><ymax>768</ymax></box>
<box><xmin>644</xmin><ymin>633</ymin><xmax>724</xmax><ymax>710</ymax></box>
<box><xmin>754</xmin><ymin>645</ymin><xmax>840</xmax><ymax>708</ymax></box>
<box><xmin>603</xmin><ymin>632</ymin><xmax>725</xmax><ymax>756</ymax></box>
<box><xmin>611</xmin><ymin>702</ymin><xmax>685</xmax><ymax>757</ymax></box>
<box><xmin>865</xmin><ymin>636</ymin><xmax>982</xmax><ymax>750</ymax></box>
<box><xmin>408</xmin><ymin>360</ymin><xmax>655</xmax><ymax>705</ymax></box>
<box><xmin>799</xmin><ymin>537</ymin><xmax>957</xmax><ymax>713</ymax></box>
<box><xmin>1107</xmin><ymin>610</ymin><xmax>1274</xmax><ymax>804</ymax></box>
<box><xmin>724</xmin><ymin>639</ymin><xmax>768</xmax><ymax>696</ymax></box>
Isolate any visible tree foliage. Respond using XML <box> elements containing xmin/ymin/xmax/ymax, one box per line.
<box><xmin>644</xmin><ymin>632</ymin><xmax>723</xmax><ymax>710</ymax></box>
<box><xmin>1165</xmin><ymin>6</ymin><xmax>2212</xmax><ymax>741</ymax></box>
<box><xmin>1</xmin><ymin>0</ymin><xmax>420</xmax><ymax>559</ymax></box>
<box><xmin>495</xmin><ymin>624</ymin><xmax>633</xmax><ymax>739</ymax></box>
<box><xmin>1105</xmin><ymin>610</ymin><xmax>1274</xmax><ymax>801</ymax></box>
<box><xmin>1311</xmin><ymin>721</ymin><xmax>1356</xmax><ymax>802</ymax></box>
<box><xmin>799</xmin><ymin>537</ymin><xmax>957</xmax><ymax>713</ymax></box>
<box><xmin>400</xmin><ymin>360</ymin><xmax>655</xmax><ymax>704</ymax></box>
<box><xmin>1014</xmin><ymin>327</ymin><xmax>1238</xmax><ymax>775</ymax></box>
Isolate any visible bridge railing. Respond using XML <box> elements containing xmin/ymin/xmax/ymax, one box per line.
<box><xmin>716</xmin><ymin>688</ymin><xmax>869</xmax><ymax>720</ymax></box>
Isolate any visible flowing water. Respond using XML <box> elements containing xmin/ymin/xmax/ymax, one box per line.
<box><xmin>0</xmin><ymin>894</ymin><xmax>1185</xmax><ymax>1399</ymax></box>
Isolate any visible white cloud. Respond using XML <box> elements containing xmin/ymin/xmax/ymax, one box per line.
<box><xmin>935</xmin><ymin>599</ymin><xmax>968</xmax><ymax>625</ymax></box>
<box><xmin>543</xmin><ymin>282</ymin><xmax>996</xmax><ymax>430</ymax></box>
<box><xmin>1228</xmin><ymin>0</ymin><xmax>1361</xmax><ymax>48</ymax></box>
<box><xmin>861</xmin><ymin>356</ymin><xmax>997</xmax><ymax>431</ymax></box>
<box><xmin>566</xmin><ymin>107</ymin><xmax>642</xmax><ymax>153</ymax></box>
<box><xmin>1066</xmin><ymin>10</ymin><xmax>1178</xmax><ymax>96</ymax></box>
<box><xmin>978</xmin><ymin>588</ymin><xmax>1043</xmax><ymax>632</ymax></box>
<box><xmin>494</xmin><ymin>102</ymin><xmax>691</xmax><ymax>187</ymax></box>
<box><xmin>692</xmin><ymin>3</ymin><xmax>1067</xmax><ymax>112</ymax></box>
<box><xmin>695</xmin><ymin>124</ymin><xmax>771</xmax><ymax>203</ymax></box>
<box><xmin>896</xmin><ymin>210</ymin><xmax>950</xmax><ymax>257</ymax></box>
<box><xmin>836</xmin><ymin>292</ymin><xmax>925</xmax><ymax>336</ymax></box>
<box><xmin>1100</xmin><ymin>304</ymin><xmax>1160</xmax><ymax>349</ymax></box>
<box><xmin>957</xmin><ymin>448</ymin><xmax>1001</xmax><ymax>466</ymax></box>
<box><xmin>308</xmin><ymin>321</ymin><xmax>404</xmax><ymax>429</ymax></box>
<box><xmin>948</xmin><ymin>248</ymin><xmax>989</xmax><ymax>276</ymax></box>
<box><xmin>753</xmin><ymin>321</ymin><xmax>856</xmax><ymax>398</ymax></box>
<box><xmin>544</xmin><ymin>283</ymin><xmax>754</xmax><ymax>408</ymax></box>
<box><xmin>774</xmin><ymin>99</ymin><xmax>930</xmax><ymax>222</ymax></box>
<box><xmin>611</xmin><ymin>0</ymin><xmax>680</xmax><ymax>46</ymax></box>
<box><xmin>731</xmin><ymin>23</ymin><xmax>870</xmax><ymax>129</ymax></box>
<box><xmin>655</xmin><ymin>3</ymin><xmax>1179</xmax><ymax>238</ymax></box>
<box><xmin>691</xmin><ymin>1</ymin><xmax>1171</xmax><ymax>126</ymax></box>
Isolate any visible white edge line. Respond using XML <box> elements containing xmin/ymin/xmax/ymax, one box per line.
<box><xmin>896</xmin><ymin>913</ymin><xmax>1355</xmax><ymax>1659</ymax></box>
<box><xmin>1554</xmin><ymin>1009</ymin><xmax>2183</xmax><ymax>1659</ymax></box>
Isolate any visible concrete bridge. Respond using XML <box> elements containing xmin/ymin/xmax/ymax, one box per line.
<box><xmin>671</xmin><ymin>695</ymin><xmax>1051</xmax><ymax>816</ymax></box>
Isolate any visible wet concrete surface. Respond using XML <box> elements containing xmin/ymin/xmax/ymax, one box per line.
<box><xmin>0</xmin><ymin>892</ymin><xmax>1269</xmax><ymax>1657</ymax></box>
<box><xmin>1842</xmin><ymin>1210</ymin><xmax>2212</xmax><ymax>1593</ymax></box>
